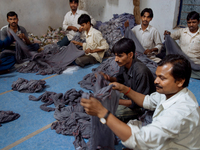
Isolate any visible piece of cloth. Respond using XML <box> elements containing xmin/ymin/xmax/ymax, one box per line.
<box><xmin>82</xmin><ymin>74</ymin><xmax>120</xmax><ymax>150</ymax></box>
<box><xmin>75</xmin><ymin>54</ymin><xmax>97</xmax><ymax>67</ymax></box>
<box><xmin>131</xmin><ymin>24</ymin><xmax>162</xmax><ymax>53</ymax></box>
<box><xmin>165</xmin><ymin>34</ymin><xmax>200</xmax><ymax>71</ymax></box>
<box><xmin>12</xmin><ymin>78</ymin><xmax>46</xmax><ymax>93</ymax></box>
<box><xmin>116</xmin><ymin>58</ymin><xmax>156</xmax><ymax>109</ymax></box>
<box><xmin>170</xmin><ymin>27</ymin><xmax>200</xmax><ymax>65</ymax></box>
<box><xmin>78</xmin><ymin>56</ymin><xmax>120</xmax><ymax>91</ymax></box>
<box><xmin>0</xmin><ymin>110</ymin><xmax>20</xmax><ymax>127</ymax></box>
<box><xmin>122</xmin><ymin>88</ymin><xmax>200</xmax><ymax>150</ymax></box>
<box><xmin>57</xmin><ymin>36</ymin><xmax>70</xmax><ymax>47</ymax></box>
<box><xmin>17</xmin><ymin>43</ymin><xmax>85</xmax><ymax>75</ymax></box>
<box><xmin>81</xmin><ymin>26</ymin><xmax>109</xmax><ymax>63</ymax></box>
<box><xmin>63</xmin><ymin>9</ymin><xmax>96</xmax><ymax>40</ymax></box>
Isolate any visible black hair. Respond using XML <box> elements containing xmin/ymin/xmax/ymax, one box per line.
<box><xmin>78</xmin><ymin>14</ymin><xmax>91</xmax><ymax>25</ymax></box>
<box><xmin>7</xmin><ymin>11</ymin><xmax>18</xmax><ymax>19</ymax></box>
<box><xmin>111</xmin><ymin>38</ymin><xmax>135</xmax><ymax>57</ymax></box>
<box><xmin>187</xmin><ymin>11</ymin><xmax>199</xmax><ymax>22</ymax></box>
<box><xmin>69</xmin><ymin>0</ymin><xmax>79</xmax><ymax>3</ymax></box>
<box><xmin>141</xmin><ymin>8</ymin><xmax>153</xmax><ymax>18</ymax></box>
<box><xmin>158</xmin><ymin>54</ymin><xmax>191</xmax><ymax>87</ymax></box>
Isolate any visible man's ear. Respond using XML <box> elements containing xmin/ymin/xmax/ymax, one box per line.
<box><xmin>128</xmin><ymin>52</ymin><xmax>134</xmax><ymax>59</ymax></box>
<box><xmin>176</xmin><ymin>79</ymin><xmax>185</xmax><ymax>88</ymax></box>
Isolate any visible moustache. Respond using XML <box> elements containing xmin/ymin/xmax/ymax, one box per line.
<box><xmin>155</xmin><ymin>83</ymin><xmax>162</xmax><ymax>89</ymax></box>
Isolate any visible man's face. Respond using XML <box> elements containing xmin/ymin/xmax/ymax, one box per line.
<box><xmin>80</xmin><ymin>22</ymin><xmax>90</xmax><ymax>32</ymax></box>
<box><xmin>70</xmin><ymin>1</ymin><xmax>78</xmax><ymax>11</ymax></box>
<box><xmin>187</xmin><ymin>19</ymin><xmax>199</xmax><ymax>33</ymax></box>
<box><xmin>114</xmin><ymin>52</ymin><xmax>132</xmax><ymax>67</ymax></box>
<box><xmin>154</xmin><ymin>63</ymin><xmax>184</xmax><ymax>99</ymax></box>
<box><xmin>7</xmin><ymin>15</ymin><xmax>18</xmax><ymax>28</ymax></box>
<box><xmin>141</xmin><ymin>12</ymin><xmax>152</xmax><ymax>26</ymax></box>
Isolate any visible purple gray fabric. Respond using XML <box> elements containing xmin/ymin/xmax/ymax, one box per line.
<box><xmin>17</xmin><ymin>42</ymin><xmax>84</xmax><ymax>75</ymax></box>
<box><xmin>0</xmin><ymin>110</ymin><xmax>20</xmax><ymax>127</ymax></box>
<box><xmin>78</xmin><ymin>57</ymin><xmax>120</xmax><ymax>91</ymax></box>
<box><xmin>12</xmin><ymin>78</ymin><xmax>46</xmax><ymax>93</ymax></box>
<box><xmin>81</xmin><ymin>74</ymin><xmax>120</xmax><ymax>150</ymax></box>
<box><xmin>165</xmin><ymin>34</ymin><xmax>200</xmax><ymax>71</ymax></box>
<box><xmin>124</xmin><ymin>26</ymin><xmax>158</xmax><ymax>78</ymax></box>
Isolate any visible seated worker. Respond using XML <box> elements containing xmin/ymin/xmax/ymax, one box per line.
<box><xmin>1</xmin><ymin>11</ymin><xmax>39</xmax><ymax>52</ymax></box>
<box><xmin>164</xmin><ymin>11</ymin><xmax>200</xmax><ymax>65</ymax></box>
<box><xmin>0</xmin><ymin>35</ymin><xmax>14</xmax><ymax>74</ymax></box>
<box><xmin>58</xmin><ymin>0</ymin><xmax>96</xmax><ymax>47</ymax></box>
<box><xmin>100</xmin><ymin>38</ymin><xmax>155</xmax><ymax>121</ymax></box>
<box><xmin>71</xmin><ymin>14</ymin><xmax>109</xmax><ymax>67</ymax></box>
<box><xmin>125</xmin><ymin>8</ymin><xmax>162</xmax><ymax>62</ymax></box>
<box><xmin>81</xmin><ymin>54</ymin><xmax>200</xmax><ymax>149</ymax></box>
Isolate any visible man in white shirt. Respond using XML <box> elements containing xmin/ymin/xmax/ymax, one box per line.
<box><xmin>125</xmin><ymin>8</ymin><xmax>162</xmax><ymax>62</ymax></box>
<box><xmin>71</xmin><ymin>14</ymin><xmax>109</xmax><ymax>67</ymax></box>
<box><xmin>164</xmin><ymin>11</ymin><xmax>200</xmax><ymax>65</ymax></box>
<box><xmin>81</xmin><ymin>54</ymin><xmax>200</xmax><ymax>149</ymax></box>
<box><xmin>58</xmin><ymin>0</ymin><xmax>96</xmax><ymax>47</ymax></box>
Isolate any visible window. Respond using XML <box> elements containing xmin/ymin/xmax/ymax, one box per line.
<box><xmin>178</xmin><ymin>0</ymin><xmax>200</xmax><ymax>27</ymax></box>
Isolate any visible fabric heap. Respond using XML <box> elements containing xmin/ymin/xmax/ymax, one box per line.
<box><xmin>0</xmin><ymin>111</ymin><xmax>20</xmax><ymax>127</ymax></box>
<box><xmin>16</xmin><ymin>42</ymin><xmax>85</xmax><ymax>75</ymax></box>
<box><xmin>78</xmin><ymin>56</ymin><xmax>120</xmax><ymax>91</ymax></box>
<box><xmin>94</xmin><ymin>13</ymin><xmax>136</xmax><ymax>56</ymax></box>
<box><xmin>12</xmin><ymin>78</ymin><xmax>46</xmax><ymax>93</ymax></box>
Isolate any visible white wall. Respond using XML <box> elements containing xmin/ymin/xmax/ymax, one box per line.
<box><xmin>0</xmin><ymin>0</ymin><xmax>180</xmax><ymax>39</ymax></box>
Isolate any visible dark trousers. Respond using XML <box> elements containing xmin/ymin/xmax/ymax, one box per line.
<box><xmin>57</xmin><ymin>36</ymin><xmax>70</xmax><ymax>47</ymax></box>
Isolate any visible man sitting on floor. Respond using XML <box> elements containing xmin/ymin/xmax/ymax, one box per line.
<box><xmin>71</xmin><ymin>14</ymin><xmax>109</xmax><ymax>67</ymax></box>
<box><xmin>57</xmin><ymin>0</ymin><xmax>96</xmax><ymax>47</ymax></box>
<box><xmin>81</xmin><ymin>54</ymin><xmax>200</xmax><ymax>149</ymax></box>
<box><xmin>125</xmin><ymin>8</ymin><xmax>162</xmax><ymax>62</ymax></box>
<box><xmin>1</xmin><ymin>11</ymin><xmax>39</xmax><ymax>52</ymax></box>
<box><xmin>100</xmin><ymin>38</ymin><xmax>155</xmax><ymax>122</ymax></box>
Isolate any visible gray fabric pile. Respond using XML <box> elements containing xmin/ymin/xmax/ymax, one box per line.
<box><xmin>78</xmin><ymin>56</ymin><xmax>120</xmax><ymax>91</ymax></box>
<box><xmin>0</xmin><ymin>110</ymin><xmax>20</xmax><ymax>127</ymax></box>
<box><xmin>17</xmin><ymin>43</ymin><xmax>85</xmax><ymax>75</ymax></box>
<box><xmin>12</xmin><ymin>78</ymin><xmax>46</xmax><ymax>93</ymax></box>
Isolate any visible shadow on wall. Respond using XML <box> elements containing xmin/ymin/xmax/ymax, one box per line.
<box><xmin>108</xmin><ymin>0</ymin><xmax>119</xmax><ymax>6</ymax></box>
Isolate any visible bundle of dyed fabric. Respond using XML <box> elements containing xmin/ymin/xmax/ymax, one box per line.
<box><xmin>12</xmin><ymin>78</ymin><xmax>46</xmax><ymax>93</ymax></box>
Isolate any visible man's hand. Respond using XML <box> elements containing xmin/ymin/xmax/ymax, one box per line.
<box><xmin>85</xmin><ymin>48</ymin><xmax>92</xmax><ymax>54</ymax></box>
<box><xmin>99</xmin><ymin>72</ymin><xmax>110</xmax><ymax>81</ymax></box>
<box><xmin>18</xmin><ymin>33</ymin><xmax>25</xmax><ymax>40</ymax></box>
<box><xmin>68</xmin><ymin>26</ymin><xmax>78</xmax><ymax>32</ymax></box>
<box><xmin>124</xmin><ymin>20</ymin><xmax>129</xmax><ymax>28</ymax></box>
<box><xmin>79</xmin><ymin>27</ymin><xmax>83</xmax><ymax>32</ymax></box>
<box><xmin>110</xmin><ymin>82</ymin><xmax>129</xmax><ymax>94</ymax></box>
<box><xmin>81</xmin><ymin>97</ymin><xmax>108</xmax><ymax>118</ymax></box>
<box><xmin>71</xmin><ymin>40</ymin><xmax>82</xmax><ymax>46</ymax></box>
<box><xmin>144</xmin><ymin>49</ymin><xmax>153</xmax><ymax>55</ymax></box>
<box><xmin>164</xmin><ymin>30</ymin><xmax>171</xmax><ymax>35</ymax></box>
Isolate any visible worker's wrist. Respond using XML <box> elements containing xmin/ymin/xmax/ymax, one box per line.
<box><xmin>97</xmin><ymin>107</ymin><xmax>108</xmax><ymax>118</ymax></box>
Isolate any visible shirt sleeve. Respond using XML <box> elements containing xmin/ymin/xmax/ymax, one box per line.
<box><xmin>153</xmin><ymin>30</ymin><xmax>163</xmax><ymax>53</ymax></box>
<box><xmin>93</xmin><ymin>32</ymin><xmax>109</xmax><ymax>50</ymax></box>
<box><xmin>63</xmin><ymin>13</ymin><xmax>69</xmax><ymax>31</ymax></box>
<box><xmin>1</xmin><ymin>27</ymin><xmax>8</xmax><ymax>40</ymax></box>
<box><xmin>122</xmin><ymin>108</ymin><xmax>182</xmax><ymax>149</ymax></box>
<box><xmin>170</xmin><ymin>29</ymin><xmax>181</xmax><ymax>40</ymax></box>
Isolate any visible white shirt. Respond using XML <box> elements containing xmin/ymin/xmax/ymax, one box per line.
<box><xmin>171</xmin><ymin>27</ymin><xmax>200</xmax><ymax>65</ymax></box>
<box><xmin>132</xmin><ymin>24</ymin><xmax>162</xmax><ymax>53</ymax></box>
<box><xmin>82</xmin><ymin>26</ymin><xmax>109</xmax><ymax>63</ymax></box>
<box><xmin>62</xmin><ymin>9</ymin><xmax>96</xmax><ymax>40</ymax></box>
<box><xmin>122</xmin><ymin>88</ymin><xmax>200</xmax><ymax>150</ymax></box>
